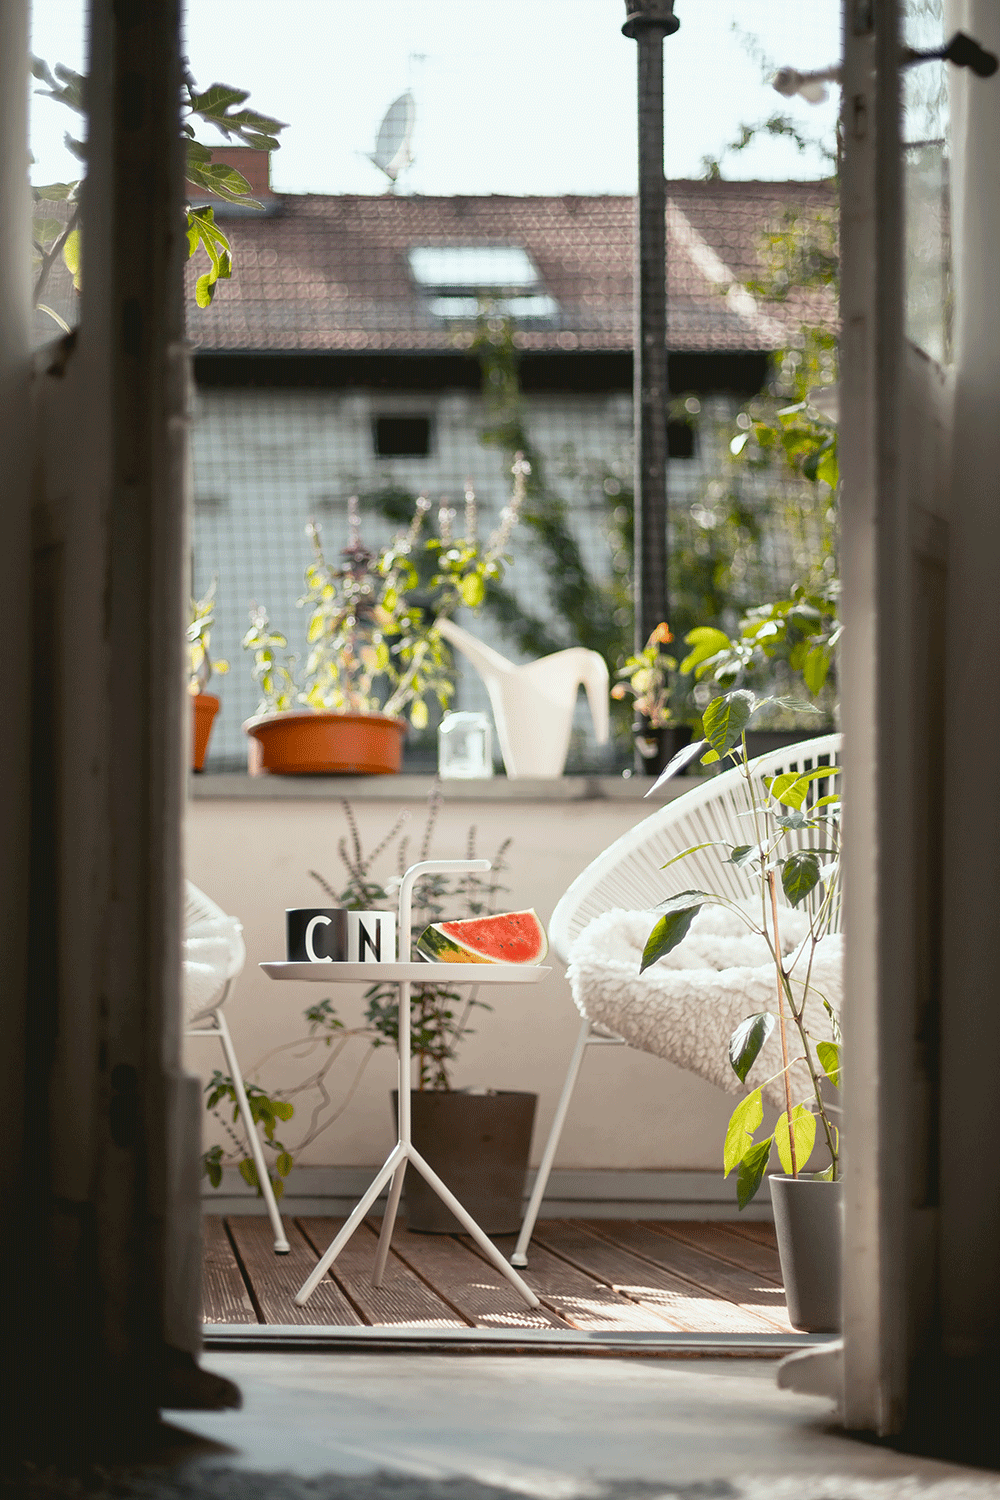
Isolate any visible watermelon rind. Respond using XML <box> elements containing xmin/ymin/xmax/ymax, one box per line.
<box><xmin>416</xmin><ymin>909</ymin><xmax>548</xmax><ymax>965</ymax></box>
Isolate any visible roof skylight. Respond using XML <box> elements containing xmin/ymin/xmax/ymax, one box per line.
<box><xmin>408</xmin><ymin>245</ymin><xmax>540</xmax><ymax>291</ymax></box>
<box><xmin>427</xmin><ymin>295</ymin><xmax>558</xmax><ymax>321</ymax></box>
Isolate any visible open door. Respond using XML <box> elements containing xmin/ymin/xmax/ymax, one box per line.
<box><xmin>835</xmin><ymin>0</ymin><xmax>1000</xmax><ymax>1453</ymax></box>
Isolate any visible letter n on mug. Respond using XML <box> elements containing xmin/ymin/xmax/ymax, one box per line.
<box><xmin>348</xmin><ymin>910</ymin><xmax>396</xmax><ymax>964</ymax></box>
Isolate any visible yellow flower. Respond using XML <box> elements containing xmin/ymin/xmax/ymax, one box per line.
<box><xmin>650</xmin><ymin>622</ymin><xmax>674</xmax><ymax>646</ymax></box>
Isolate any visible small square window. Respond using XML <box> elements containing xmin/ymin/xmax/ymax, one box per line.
<box><xmin>374</xmin><ymin>416</ymin><xmax>432</xmax><ymax>458</ymax></box>
<box><xmin>667</xmin><ymin>421</ymin><xmax>696</xmax><ymax>459</ymax></box>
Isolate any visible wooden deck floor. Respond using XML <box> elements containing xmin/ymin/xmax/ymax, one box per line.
<box><xmin>203</xmin><ymin>1216</ymin><xmax>791</xmax><ymax>1334</ymax></box>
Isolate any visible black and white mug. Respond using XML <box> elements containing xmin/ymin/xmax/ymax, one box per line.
<box><xmin>286</xmin><ymin>907</ymin><xmax>396</xmax><ymax>964</ymax></box>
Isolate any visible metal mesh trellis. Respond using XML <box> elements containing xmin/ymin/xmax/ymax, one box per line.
<box><xmin>184</xmin><ymin>175</ymin><xmax>837</xmax><ymax>772</ymax></box>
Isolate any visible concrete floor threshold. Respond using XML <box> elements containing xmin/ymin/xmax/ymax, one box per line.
<box><xmin>203</xmin><ymin>1323</ymin><xmax>834</xmax><ymax>1356</ymax></box>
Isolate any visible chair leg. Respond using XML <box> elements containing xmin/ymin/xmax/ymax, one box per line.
<box><xmin>215</xmin><ymin>1011</ymin><xmax>291</xmax><ymax>1254</ymax></box>
<box><xmin>511</xmin><ymin>1015</ymin><xmax>592</xmax><ymax>1267</ymax></box>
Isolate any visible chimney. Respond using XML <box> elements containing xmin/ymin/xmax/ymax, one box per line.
<box><xmin>188</xmin><ymin>145</ymin><xmax>276</xmax><ymax>211</ymax></box>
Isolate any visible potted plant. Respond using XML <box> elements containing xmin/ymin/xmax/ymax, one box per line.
<box><xmin>640</xmin><ymin>689</ymin><xmax>843</xmax><ymax>1331</ymax></box>
<box><xmin>241</xmin><ymin>464</ymin><xmax>526</xmax><ymax>775</ymax></box>
<box><xmin>611</xmin><ymin>622</ymin><xmax>692</xmax><ymax>775</ymax></box>
<box><xmin>188</xmin><ymin>577</ymin><xmax>230</xmax><ymax>771</ymax></box>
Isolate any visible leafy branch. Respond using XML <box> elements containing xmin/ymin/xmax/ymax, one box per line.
<box><xmin>30</xmin><ymin>55</ymin><xmax>287</xmax><ymax>324</ymax></box>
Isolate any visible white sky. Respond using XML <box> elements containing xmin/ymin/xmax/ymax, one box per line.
<box><xmin>29</xmin><ymin>0</ymin><xmax>841</xmax><ymax>195</ymax></box>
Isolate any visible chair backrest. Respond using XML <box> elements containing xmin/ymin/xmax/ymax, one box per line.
<box><xmin>182</xmin><ymin>880</ymin><xmax>247</xmax><ymax>1022</ymax></box>
<box><xmin>549</xmin><ymin>734</ymin><xmax>842</xmax><ymax>963</ymax></box>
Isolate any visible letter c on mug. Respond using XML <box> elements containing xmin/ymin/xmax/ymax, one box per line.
<box><xmin>304</xmin><ymin>914</ymin><xmax>333</xmax><ymax>963</ymax></box>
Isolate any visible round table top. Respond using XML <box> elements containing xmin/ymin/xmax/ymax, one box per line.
<box><xmin>260</xmin><ymin>960</ymin><xmax>551</xmax><ymax>984</ymax></box>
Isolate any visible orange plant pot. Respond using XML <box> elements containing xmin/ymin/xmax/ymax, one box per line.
<box><xmin>243</xmin><ymin>710</ymin><xmax>406</xmax><ymax>776</ymax></box>
<box><xmin>192</xmin><ymin>693</ymin><xmax>220</xmax><ymax>772</ymax></box>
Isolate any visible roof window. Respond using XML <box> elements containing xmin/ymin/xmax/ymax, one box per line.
<box><xmin>409</xmin><ymin>246</ymin><xmax>539</xmax><ymax>290</ymax></box>
<box><xmin>409</xmin><ymin>245</ymin><xmax>557</xmax><ymax>322</ymax></box>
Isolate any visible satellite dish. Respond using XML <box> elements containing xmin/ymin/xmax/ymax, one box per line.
<box><xmin>368</xmin><ymin>91</ymin><xmax>416</xmax><ymax>184</ymax></box>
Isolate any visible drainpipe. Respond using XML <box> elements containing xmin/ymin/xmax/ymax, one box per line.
<box><xmin>622</xmin><ymin>1</ymin><xmax>677</xmax><ymax>657</ymax></box>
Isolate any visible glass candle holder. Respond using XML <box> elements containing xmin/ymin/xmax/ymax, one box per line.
<box><xmin>438</xmin><ymin>711</ymin><xmax>494</xmax><ymax>779</ymax></box>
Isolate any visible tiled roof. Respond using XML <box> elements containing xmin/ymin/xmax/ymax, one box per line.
<box><xmin>185</xmin><ymin>183</ymin><xmax>836</xmax><ymax>356</ymax></box>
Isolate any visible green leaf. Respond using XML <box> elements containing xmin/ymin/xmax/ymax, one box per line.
<box><xmin>660</xmin><ymin>840</ymin><xmax>719</xmax><ymax>870</ymax></box>
<box><xmin>680</xmin><ymin>626</ymin><xmax>730</xmax><ymax>676</ymax></box>
<box><xmin>729</xmin><ymin>1014</ymin><xmax>776</xmax><ymax>1084</ymax></box>
<box><xmin>727</xmin><ymin>844</ymin><xmax>760</xmax><ymax>868</ymax></box>
<box><xmin>702</xmin><ymin>690</ymin><xmax>755</xmax><ymax>757</ymax></box>
<box><xmin>803</xmin><ymin>644</ymin><xmax>831</xmax><ymax>695</ymax></box>
<box><xmin>737</xmin><ymin>1137</ymin><xmax>773</xmax><ymax>1209</ymax></box>
<box><xmin>724</xmin><ymin>1088</ymin><xmax>763</xmax><ymax>1175</ymax></box>
<box><xmin>276</xmin><ymin>1152</ymin><xmax>293</xmax><ymax>1177</ymax></box>
<box><xmin>640</xmin><ymin>902</ymin><xmax>703</xmax><ymax>971</ymax></box>
<box><xmin>767</xmin><ymin>765</ymin><xmax>841</xmax><ymax>810</ymax></box>
<box><xmin>775</xmin><ymin>1103</ymin><xmax>817</xmax><ymax>1175</ymax></box>
<box><xmin>816</xmin><ymin>1040</ymin><xmax>841</xmax><ymax>1088</ymax></box>
<box><xmin>768</xmin><ymin>771</ymin><xmax>810</xmax><ymax>809</ymax></box>
<box><xmin>186</xmin><ymin>160</ymin><xmax>257</xmax><ymax>204</ymax></box>
<box><xmin>32</xmin><ymin>180</ymin><xmax>79</xmax><ymax>202</ymax></box>
<box><xmin>238</xmin><ymin>1158</ymin><xmax>259</xmax><ymax>1189</ymax></box>
<box><xmin>781</xmin><ymin>849</ymin><xmax>822</xmax><ymax>905</ymax></box>
<box><xmin>459</xmin><ymin>572</ymin><xmax>486</xmax><ymax>609</ymax></box>
<box><xmin>62</xmin><ymin>228</ymin><xmax>81</xmax><ymax>289</ymax></box>
<box><xmin>32</xmin><ymin>216</ymin><xmax>64</xmax><ymax>245</ymax></box>
<box><xmin>189</xmin><ymin>83</ymin><xmax>251</xmax><ymax>115</ymax></box>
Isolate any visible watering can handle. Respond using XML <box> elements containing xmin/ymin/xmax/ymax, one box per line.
<box><xmin>580</xmin><ymin>652</ymin><xmax>610</xmax><ymax>745</ymax></box>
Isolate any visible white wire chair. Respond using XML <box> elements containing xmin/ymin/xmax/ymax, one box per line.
<box><xmin>511</xmin><ymin>733</ymin><xmax>842</xmax><ymax>1267</ymax></box>
<box><xmin>183</xmin><ymin>881</ymin><xmax>290</xmax><ymax>1254</ymax></box>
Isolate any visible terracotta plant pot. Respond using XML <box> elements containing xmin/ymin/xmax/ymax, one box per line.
<box><xmin>191</xmin><ymin>693</ymin><xmax>220</xmax><ymax>772</ymax></box>
<box><xmin>243</xmin><ymin>709</ymin><xmax>406</xmax><ymax>776</ymax></box>
<box><xmin>393</xmin><ymin>1089</ymin><xmax>537</xmax><ymax>1234</ymax></box>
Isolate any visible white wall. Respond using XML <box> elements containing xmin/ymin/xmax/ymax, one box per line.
<box><xmin>185</xmin><ymin>786</ymin><xmax>739</xmax><ymax>1175</ymax></box>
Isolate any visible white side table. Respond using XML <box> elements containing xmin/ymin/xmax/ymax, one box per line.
<box><xmin>261</xmin><ymin>859</ymin><xmax>548</xmax><ymax>1308</ymax></box>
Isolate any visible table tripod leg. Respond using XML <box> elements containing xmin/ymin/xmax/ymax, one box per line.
<box><xmin>372</xmin><ymin>1158</ymin><xmax>407</xmax><ymax>1288</ymax></box>
<box><xmin>294</xmin><ymin>1142</ymin><xmax>405</xmax><ymax>1305</ymax></box>
<box><xmin>408</xmin><ymin>1145</ymin><xmax>540</xmax><ymax>1309</ymax></box>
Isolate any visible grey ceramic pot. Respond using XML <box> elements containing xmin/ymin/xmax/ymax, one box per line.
<box><xmin>392</xmin><ymin>1089</ymin><xmax>537</xmax><ymax>1234</ymax></box>
<box><xmin>769</xmin><ymin>1173</ymin><xmax>843</xmax><ymax>1333</ymax></box>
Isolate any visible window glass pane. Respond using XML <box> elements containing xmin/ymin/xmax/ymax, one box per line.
<box><xmin>902</xmin><ymin>0</ymin><xmax>951</xmax><ymax>364</ymax></box>
<box><xmin>29</xmin><ymin>4</ymin><xmax>88</xmax><ymax>344</ymax></box>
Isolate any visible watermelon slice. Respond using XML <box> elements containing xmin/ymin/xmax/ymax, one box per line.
<box><xmin>416</xmin><ymin>909</ymin><xmax>548</xmax><ymax>965</ymax></box>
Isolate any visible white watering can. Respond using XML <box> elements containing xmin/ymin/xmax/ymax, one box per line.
<box><xmin>436</xmin><ymin>618</ymin><xmax>610</xmax><ymax>779</ymax></box>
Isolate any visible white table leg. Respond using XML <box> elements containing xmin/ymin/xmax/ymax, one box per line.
<box><xmin>408</xmin><ymin>1144</ymin><xmax>540</xmax><ymax>1308</ymax></box>
<box><xmin>294</xmin><ymin>1141</ymin><xmax>406</xmax><ymax>1305</ymax></box>
<box><xmin>372</xmin><ymin>1159</ymin><xmax>407</xmax><ymax>1288</ymax></box>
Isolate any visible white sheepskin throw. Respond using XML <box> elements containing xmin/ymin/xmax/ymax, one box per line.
<box><xmin>565</xmin><ymin>903</ymin><xmax>842</xmax><ymax>1111</ymax></box>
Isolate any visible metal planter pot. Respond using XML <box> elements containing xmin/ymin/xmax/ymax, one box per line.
<box><xmin>769</xmin><ymin>1173</ymin><xmax>843</xmax><ymax>1333</ymax></box>
<box><xmin>632</xmin><ymin>722</ymin><xmax>694</xmax><ymax>777</ymax></box>
<box><xmin>394</xmin><ymin>1089</ymin><xmax>537</xmax><ymax>1234</ymax></box>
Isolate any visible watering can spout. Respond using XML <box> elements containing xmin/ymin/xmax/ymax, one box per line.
<box><xmin>436</xmin><ymin>618</ymin><xmax>610</xmax><ymax>778</ymax></box>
